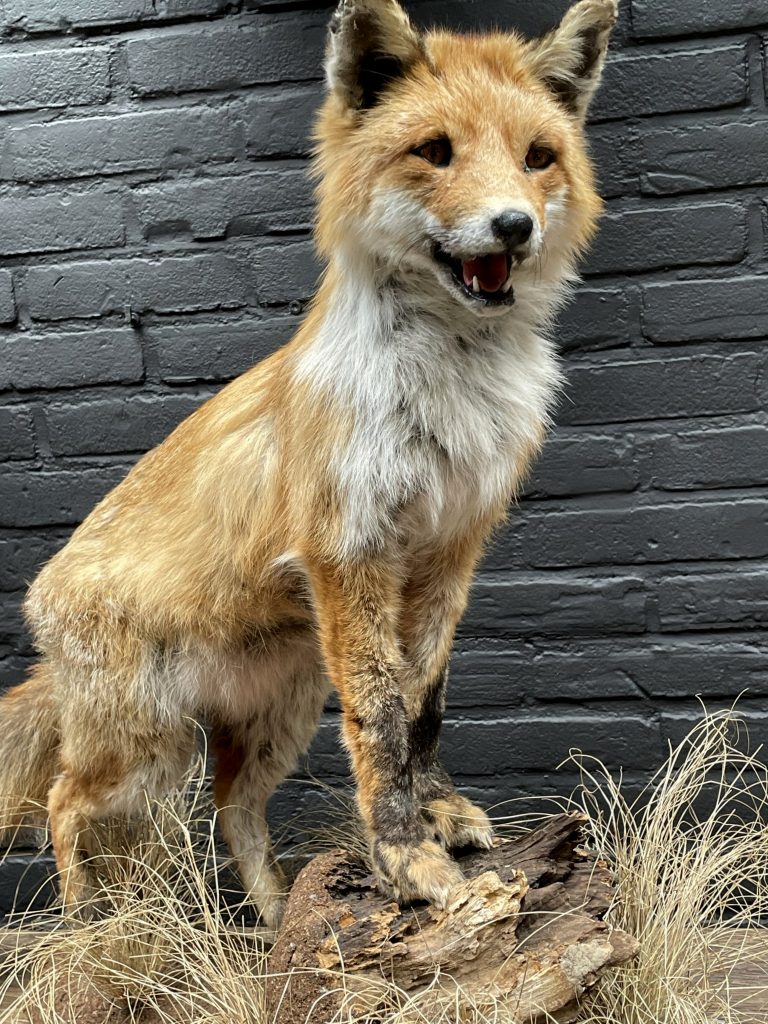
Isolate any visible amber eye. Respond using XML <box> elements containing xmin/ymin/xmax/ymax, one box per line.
<box><xmin>525</xmin><ymin>146</ymin><xmax>555</xmax><ymax>171</ymax></box>
<box><xmin>412</xmin><ymin>138</ymin><xmax>452</xmax><ymax>167</ymax></box>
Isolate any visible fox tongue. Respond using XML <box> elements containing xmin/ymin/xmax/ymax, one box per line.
<box><xmin>462</xmin><ymin>253</ymin><xmax>509</xmax><ymax>292</ymax></box>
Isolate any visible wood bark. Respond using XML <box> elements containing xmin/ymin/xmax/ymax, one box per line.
<box><xmin>267</xmin><ymin>812</ymin><xmax>638</xmax><ymax>1023</ymax></box>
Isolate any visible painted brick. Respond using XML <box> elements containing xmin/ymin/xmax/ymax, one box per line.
<box><xmin>125</xmin><ymin>15</ymin><xmax>325</xmax><ymax>95</ymax></box>
<box><xmin>640</xmin><ymin>120</ymin><xmax>768</xmax><ymax>196</ymax></box>
<box><xmin>558</xmin><ymin>351</ymin><xmax>762</xmax><ymax>425</ymax></box>
<box><xmin>244</xmin><ymin>86</ymin><xmax>319</xmax><ymax>159</ymax></box>
<box><xmin>585</xmin><ymin>122</ymin><xmax>639</xmax><ymax>198</ymax></box>
<box><xmin>250</xmin><ymin>239</ymin><xmax>319</xmax><ymax>304</ymax></box>
<box><xmin>0</xmin><ymin>407</ymin><xmax>35</xmax><ymax>461</ymax></box>
<box><xmin>657</xmin><ymin>568</ymin><xmax>768</xmax><ymax>631</ymax></box>
<box><xmin>1</xmin><ymin>0</ymin><xmax>231</xmax><ymax>33</ymax></box>
<box><xmin>151</xmin><ymin>317</ymin><xmax>296</xmax><ymax>383</ymax></box>
<box><xmin>2</xmin><ymin>106</ymin><xmax>244</xmax><ymax>183</ymax></box>
<box><xmin>0</xmin><ymin>530</ymin><xmax>69</xmax><ymax>591</ymax></box>
<box><xmin>586</xmin><ymin>201</ymin><xmax>747</xmax><ymax>275</ymax></box>
<box><xmin>525</xmin><ymin>430</ymin><xmax>640</xmax><ymax>497</ymax></box>
<box><xmin>592</xmin><ymin>44</ymin><xmax>747</xmax><ymax>121</ymax></box>
<box><xmin>557</xmin><ymin>285</ymin><xmax>634</xmax><ymax>351</ymax></box>
<box><xmin>46</xmin><ymin>393</ymin><xmax>209</xmax><ymax>456</ymax></box>
<box><xmin>0</xmin><ymin>329</ymin><xmax>143</xmax><ymax>390</ymax></box>
<box><xmin>631</xmin><ymin>0</ymin><xmax>768</xmax><ymax>38</ymax></box>
<box><xmin>497</xmin><ymin>496</ymin><xmax>768</xmax><ymax>569</ymax></box>
<box><xmin>0</xmin><ymin>189</ymin><xmax>124</xmax><ymax>256</ymax></box>
<box><xmin>0</xmin><ymin>273</ymin><xmax>16</xmax><ymax>325</ymax></box>
<box><xmin>132</xmin><ymin>168</ymin><xmax>313</xmax><ymax>241</ymax></box>
<box><xmin>24</xmin><ymin>253</ymin><xmax>259</xmax><ymax>321</ymax></box>
<box><xmin>639</xmin><ymin>423</ymin><xmax>768</xmax><ymax>491</ymax></box>
<box><xmin>450</xmin><ymin>635</ymin><xmax>768</xmax><ymax>704</ymax></box>
<box><xmin>310</xmin><ymin>711</ymin><xmax>663</xmax><ymax>775</ymax></box>
<box><xmin>642</xmin><ymin>277</ymin><xmax>768</xmax><ymax>344</ymax></box>
<box><xmin>460</xmin><ymin>574</ymin><xmax>647</xmax><ymax>637</ymax></box>
<box><xmin>0</xmin><ymin>46</ymin><xmax>110</xmax><ymax>112</ymax></box>
<box><xmin>0</xmin><ymin>466</ymin><xmax>130</xmax><ymax>528</ymax></box>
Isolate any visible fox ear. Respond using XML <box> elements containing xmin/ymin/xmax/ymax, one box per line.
<box><xmin>527</xmin><ymin>0</ymin><xmax>618</xmax><ymax>120</ymax></box>
<box><xmin>326</xmin><ymin>0</ymin><xmax>425</xmax><ymax>111</ymax></box>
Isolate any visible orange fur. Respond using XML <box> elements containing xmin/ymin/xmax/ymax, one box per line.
<box><xmin>0</xmin><ymin>0</ymin><xmax>615</xmax><ymax>921</ymax></box>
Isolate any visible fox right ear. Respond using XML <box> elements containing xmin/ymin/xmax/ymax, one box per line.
<box><xmin>325</xmin><ymin>0</ymin><xmax>425</xmax><ymax>111</ymax></box>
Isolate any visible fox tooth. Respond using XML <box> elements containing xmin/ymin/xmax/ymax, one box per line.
<box><xmin>472</xmin><ymin>275</ymin><xmax>480</xmax><ymax>294</ymax></box>
<box><xmin>502</xmin><ymin>278</ymin><xmax>513</xmax><ymax>293</ymax></box>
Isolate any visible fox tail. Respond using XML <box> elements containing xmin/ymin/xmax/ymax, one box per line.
<box><xmin>0</xmin><ymin>662</ymin><xmax>60</xmax><ymax>848</ymax></box>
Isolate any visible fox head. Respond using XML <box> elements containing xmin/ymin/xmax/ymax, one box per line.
<box><xmin>314</xmin><ymin>0</ymin><xmax>616</xmax><ymax>321</ymax></box>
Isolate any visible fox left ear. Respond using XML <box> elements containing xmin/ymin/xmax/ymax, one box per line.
<box><xmin>528</xmin><ymin>0</ymin><xmax>618</xmax><ymax>121</ymax></box>
<box><xmin>325</xmin><ymin>0</ymin><xmax>426</xmax><ymax>111</ymax></box>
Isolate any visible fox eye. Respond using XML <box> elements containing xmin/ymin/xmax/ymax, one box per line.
<box><xmin>525</xmin><ymin>146</ymin><xmax>555</xmax><ymax>171</ymax></box>
<box><xmin>412</xmin><ymin>138</ymin><xmax>452</xmax><ymax>167</ymax></box>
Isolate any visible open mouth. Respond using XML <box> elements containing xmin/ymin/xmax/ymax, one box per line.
<box><xmin>434</xmin><ymin>245</ymin><xmax>515</xmax><ymax>305</ymax></box>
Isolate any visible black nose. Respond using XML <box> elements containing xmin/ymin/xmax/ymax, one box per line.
<box><xmin>491</xmin><ymin>210</ymin><xmax>534</xmax><ymax>247</ymax></box>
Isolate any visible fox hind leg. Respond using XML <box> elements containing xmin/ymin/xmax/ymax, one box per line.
<box><xmin>48</xmin><ymin>710</ymin><xmax>196</xmax><ymax>915</ymax></box>
<box><xmin>213</xmin><ymin>661</ymin><xmax>328</xmax><ymax>929</ymax></box>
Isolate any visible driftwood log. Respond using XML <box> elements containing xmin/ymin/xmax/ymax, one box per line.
<box><xmin>267</xmin><ymin>812</ymin><xmax>638</xmax><ymax>1023</ymax></box>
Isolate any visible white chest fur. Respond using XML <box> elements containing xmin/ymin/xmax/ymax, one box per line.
<box><xmin>297</xmin><ymin>269</ymin><xmax>562</xmax><ymax>556</ymax></box>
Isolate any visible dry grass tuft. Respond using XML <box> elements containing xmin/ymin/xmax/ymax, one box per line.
<box><xmin>572</xmin><ymin>704</ymin><xmax>768</xmax><ymax>1024</ymax></box>
<box><xmin>0</xmin><ymin>706</ymin><xmax>766</xmax><ymax>1024</ymax></box>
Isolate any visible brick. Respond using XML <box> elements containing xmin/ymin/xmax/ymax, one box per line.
<box><xmin>24</xmin><ymin>253</ymin><xmax>259</xmax><ymax>322</ymax></box>
<box><xmin>585</xmin><ymin>122</ymin><xmax>639</xmax><ymax>198</ymax></box>
<box><xmin>586</xmin><ymin>201</ymin><xmax>747</xmax><ymax>276</ymax></box>
<box><xmin>642</xmin><ymin>277</ymin><xmax>768</xmax><ymax>344</ymax></box>
<box><xmin>0</xmin><ymin>593</ymin><xmax>27</xmax><ymax>645</ymax></box>
<box><xmin>132</xmin><ymin>168</ymin><xmax>313</xmax><ymax>241</ymax></box>
<box><xmin>125</xmin><ymin>15</ymin><xmax>325</xmax><ymax>96</ymax></box>
<box><xmin>244</xmin><ymin>86</ymin><xmax>319</xmax><ymax>159</ymax></box>
<box><xmin>2</xmin><ymin>106</ymin><xmax>243</xmax><ymax>183</ymax></box>
<box><xmin>251</xmin><ymin>239</ymin><xmax>318</xmax><ymax>304</ymax></box>
<box><xmin>657</xmin><ymin>567</ymin><xmax>768</xmax><ymax>632</ymax></box>
<box><xmin>525</xmin><ymin>430</ymin><xmax>640</xmax><ymax>497</ymax></box>
<box><xmin>631</xmin><ymin>0</ymin><xmax>768</xmax><ymax>38</ymax></box>
<box><xmin>659</xmin><ymin>707</ymin><xmax>768</xmax><ymax>760</ymax></box>
<box><xmin>440</xmin><ymin>712</ymin><xmax>663</xmax><ymax>774</ymax></box>
<box><xmin>639</xmin><ymin>423</ymin><xmax>768</xmax><ymax>491</ymax></box>
<box><xmin>310</xmin><ymin>711</ymin><xmax>663</xmax><ymax>775</ymax></box>
<box><xmin>557</xmin><ymin>286</ymin><xmax>634</xmax><ymax>351</ymax></box>
<box><xmin>450</xmin><ymin>635</ymin><xmax>768</xmax><ymax>704</ymax></box>
<box><xmin>460</xmin><ymin>573</ymin><xmax>647</xmax><ymax>637</ymax></box>
<box><xmin>0</xmin><ymin>466</ymin><xmax>129</xmax><ymax>527</ymax></box>
<box><xmin>0</xmin><ymin>652</ymin><xmax>35</xmax><ymax>690</ymax></box>
<box><xmin>448</xmin><ymin>639</ymin><xmax>643</xmax><ymax>706</ymax></box>
<box><xmin>592</xmin><ymin>44</ymin><xmax>747</xmax><ymax>121</ymax></box>
<box><xmin>0</xmin><ymin>189</ymin><xmax>124</xmax><ymax>257</ymax></box>
<box><xmin>0</xmin><ymin>46</ymin><xmax>110</xmax><ymax>112</ymax></box>
<box><xmin>558</xmin><ymin>351</ymin><xmax>762</xmax><ymax>425</ymax></box>
<box><xmin>496</xmin><ymin>496</ymin><xmax>768</xmax><ymax>570</ymax></box>
<box><xmin>0</xmin><ymin>273</ymin><xmax>16</xmax><ymax>325</ymax></box>
<box><xmin>0</xmin><ymin>407</ymin><xmax>35</xmax><ymax>461</ymax></box>
<box><xmin>1</xmin><ymin>0</ymin><xmax>231</xmax><ymax>33</ymax></box>
<box><xmin>0</xmin><ymin>329</ymin><xmax>143</xmax><ymax>390</ymax></box>
<box><xmin>0</xmin><ymin>530</ymin><xmax>69</xmax><ymax>591</ymax></box>
<box><xmin>46</xmin><ymin>393</ymin><xmax>209</xmax><ymax>456</ymax></box>
<box><xmin>640</xmin><ymin>120</ymin><xmax>768</xmax><ymax>196</ymax></box>
<box><xmin>152</xmin><ymin>317</ymin><xmax>296</xmax><ymax>383</ymax></box>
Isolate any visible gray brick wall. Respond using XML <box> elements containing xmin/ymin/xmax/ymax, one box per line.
<box><xmin>1</xmin><ymin>0</ymin><xmax>767</xmax><ymax>872</ymax></box>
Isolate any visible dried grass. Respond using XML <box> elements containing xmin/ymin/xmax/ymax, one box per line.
<box><xmin>0</xmin><ymin>706</ymin><xmax>765</xmax><ymax>1024</ymax></box>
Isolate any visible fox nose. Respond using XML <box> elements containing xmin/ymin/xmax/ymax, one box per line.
<box><xmin>491</xmin><ymin>210</ymin><xmax>534</xmax><ymax>248</ymax></box>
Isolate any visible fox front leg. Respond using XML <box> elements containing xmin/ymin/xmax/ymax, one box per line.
<box><xmin>399</xmin><ymin>534</ymin><xmax>495</xmax><ymax>851</ymax></box>
<box><xmin>308</xmin><ymin>557</ymin><xmax>463</xmax><ymax>908</ymax></box>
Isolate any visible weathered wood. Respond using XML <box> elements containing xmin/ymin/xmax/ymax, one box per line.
<box><xmin>267</xmin><ymin>812</ymin><xmax>639</xmax><ymax>1023</ymax></box>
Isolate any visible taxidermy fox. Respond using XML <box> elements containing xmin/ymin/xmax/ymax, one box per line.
<box><xmin>0</xmin><ymin>0</ymin><xmax>616</xmax><ymax>927</ymax></box>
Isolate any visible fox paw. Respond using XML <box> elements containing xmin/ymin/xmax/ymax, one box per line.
<box><xmin>373</xmin><ymin>837</ymin><xmax>464</xmax><ymax>908</ymax></box>
<box><xmin>424</xmin><ymin>793</ymin><xmax>494</xmax><ymax>851</ymax></box>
